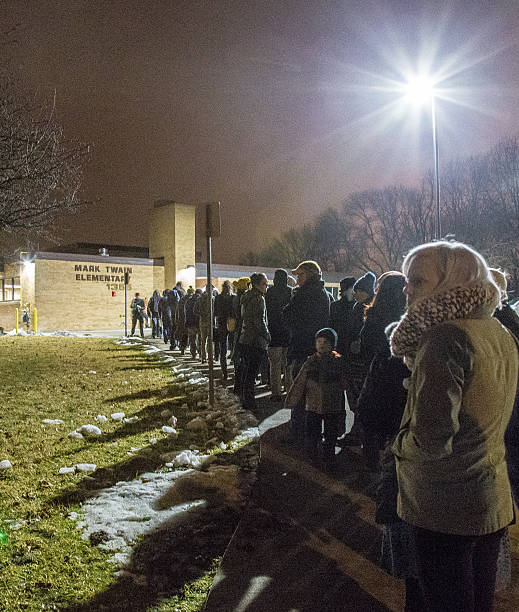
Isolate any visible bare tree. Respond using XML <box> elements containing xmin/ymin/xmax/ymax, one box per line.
<box><xmin>343</xmin><ymin>185</ymin><xmax>430</xmax><ymax>273</ymax></box>
<box><xmin>0</xmin><ymin>78</ymin><xmax>90</xmax><ymax>237</ymax></box>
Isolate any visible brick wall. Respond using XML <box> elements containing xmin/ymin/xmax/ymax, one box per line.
<box><xmin>33</xmin><ymin>258</ymin><xmax>162</xmax><ymax>331</ymax></box>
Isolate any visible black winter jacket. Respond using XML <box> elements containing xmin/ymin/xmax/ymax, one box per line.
<box><xmin>265</xmin><ymin>284</ymin><xmax>292</xmax><ymax>347</ymax></box>
<box><xmin>356</xmin><ymin>324</ymin><xmax>410</xmax><ymax>524</ymax></box>
<box><xmin>329</xmin><ymin>297</ymin><xmax>355</xmax><ymax>356</ymax></box>
<box><xmin>184</xmin><ymin>295</ymin><xmax>200</xmax><ymax>327</ymax></box>
<box><xmin>283</xmin><ymin>279</ymin><xmax>332</xmax><ymax>361</ymax></box>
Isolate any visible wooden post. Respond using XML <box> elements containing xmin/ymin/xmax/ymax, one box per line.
<box><xmin>33</xmin><ymin>308</ymin><xmax>37</xmax><ymax>334</ymax></box>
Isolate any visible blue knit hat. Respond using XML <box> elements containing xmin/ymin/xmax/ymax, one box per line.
<box><xmin>315</xmin><ymin>327</ymin><xmax>338</xmax><ymax>348</ymax></box>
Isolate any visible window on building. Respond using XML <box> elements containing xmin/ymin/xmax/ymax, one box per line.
<box><xmin>0</xmin><ymin>277</ymin><xmax>20</xmax><ymax>301</ymax></box>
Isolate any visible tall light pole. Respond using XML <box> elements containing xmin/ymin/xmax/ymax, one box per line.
<box><xmin>403</xmin><ymin>76</ymin><xmax>441</xmax><ymax>239</ymax></box>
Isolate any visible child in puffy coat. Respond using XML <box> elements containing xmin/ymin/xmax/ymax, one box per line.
<box><xmin>285</xmin><ymin>327</ymin><xmax>347</xmax><ymax>469</ymax></box>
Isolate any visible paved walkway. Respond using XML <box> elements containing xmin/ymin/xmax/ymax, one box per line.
<box><xmin>140</xmin><ymin>336</ymin><xmax>519</xmax><ymax>611</ymax></box>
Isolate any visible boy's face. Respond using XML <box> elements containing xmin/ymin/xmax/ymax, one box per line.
<box><xmin>316</xmin><ymin>337</ymin><xmax>333</xmax><ymax>355</ymax></box>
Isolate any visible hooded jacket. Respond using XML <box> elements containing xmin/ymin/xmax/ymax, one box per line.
<box><xmin>265</xmin><ymin>269</ymin><xmax>292</xmax><ymax>347</ymax></box>
<box><xmin>283</xmin><ymin>278</ymin><xmax>333</xmax><ymax>360</ymax></box>
<box><xmin>238</xmin><ymin>287</ymin><xmax>271</xmax><ymax>350</ymax></box>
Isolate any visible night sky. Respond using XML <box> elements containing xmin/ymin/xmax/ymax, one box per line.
<box><xmin>4</xmin><ymin>0</ymin><xmax>519</xmax><ymax>262</ymax></box>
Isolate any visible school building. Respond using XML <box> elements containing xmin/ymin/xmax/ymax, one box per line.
<box><xmin>0</xmin><ymin>201</ymin><xmax>344</xmax><ymax>332</ymax></box>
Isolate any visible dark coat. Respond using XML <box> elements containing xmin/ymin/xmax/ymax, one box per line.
<box><xmin>150</xmin><ymin>290</ymin><xmax>161</xmax><ymax>314</ymax></box>
<box><xmin>175</xmin><ymin>293</ymin><xmax>190</xmax><ymax>327</ymax></box>
<box><xmin>356</xmin><ymin>324</ymin><xmax>410</xmax><ymax>524</ymax></box>
<box><xmin>265</xmin><ymin>283</ymin><xmax>292</xmax><ymax>347</ymax></box>
<box><xmin>329</xmin><ymin>297</ymin><xmax>355</xmax><ymax>356</ymax></box>
<box><xmin>497</xmin><ymin>304</ymin><xmax>519</xmax><ymax>506</ymax></box>
<box><xmin>495</xmin><ymin>302</ymin><xmax>519</xmax><ymax>340</ymax></box>
<box><xmin>166</xmin><ymin>288</ymin><xmax>179</xmax><ymax>317</ymax></box>
<box><xmin>131</xmin><ymin>297</ymin><xmax>145</xmax><ymax>319</ymax></box>
<box><xmin>238</xmin><ymin>288</ymin><xmax>271</xmax><ymax>350</ymax></box>
<box><xmin>283</xmin><ymin>278</ymin><xmax>332</xmax><ymax>361</ymax></box>
<box><xmin>214</xmin><ymin>292</ymin><xmax>234</xmax><ymax>328</ymax></box>
<box><xmin>184</xmin><ymin>294</ymin><xmax>200</xmax><ymax>327</ymax></box>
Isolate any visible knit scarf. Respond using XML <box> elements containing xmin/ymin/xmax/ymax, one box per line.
<box><xmin>390</xmin><ymin>284</ymin><xmax>496</xmax><ymax>359</ymax></box>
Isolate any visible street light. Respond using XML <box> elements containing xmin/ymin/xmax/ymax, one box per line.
<box><xmin>403</xmin><ymin>76</ymin><xmax>441</xmax><ymax>240</ymax></box>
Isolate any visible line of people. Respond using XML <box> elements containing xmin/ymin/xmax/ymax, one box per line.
<box><xmin>136</xmin><ymin>243</ymin><xmax>519</xmax><ymax>611</ymax></box>
<box><xmin>230</xmin><ymin>245</ymin><xmax>519</xmax><ymax>612</ymax></box>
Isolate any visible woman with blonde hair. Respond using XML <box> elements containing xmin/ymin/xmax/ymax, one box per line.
<box><xmin>390</xmin><ymin>241</ymin><xmax>519</xmax><ymax>612</ymax></box>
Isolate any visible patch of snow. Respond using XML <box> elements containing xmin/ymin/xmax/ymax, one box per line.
<box><xmin>95</xmin><ymin>414</ymin><xmax>108</xmax><ymax>422</ymax></box>
<box><xmin>78</xmin><ymin>424</ymin><xmax>102</xmax><ymax>437</ymax></box>
<box><xmin>161</xmin><ymin>426</ymin><xmax>177</xmax><ymax>436</ymax></box>
<box><xmin>79</xmin><ymin>469</ymin><xmax>206</xmax><ymax>565</ymax></box>
<box><xmin>168</xmin><ymin>415</ymin><xmax>177</xmax><ymax>427</ymax></box>
<box><xmin>172</xmin><ymin>450</ymin><xmax>209</xmax><ymax>468</ymax></box>
<box><xmin>42</xmin><ymin>419</ymin><xmax>64</xmax><ymax>425</ymax></box>
<box><xmin>6</xmin><ymin>328</ymin><xmax>29</xmax><ymax>336</ymax></box>
<box><xmin>75</xmin><ymin>463</ymin><xmax>97</xmax><ymax>472</ymax></box>
<box><xmin>59</xmin><ymin>467</ymin><xmax>75</xmax><ymax>475</ymax></box>
<box><xmin>149</xmin><ymin>438</ymin><xmax>158</xmax><ymax>445</ymax></box>
<box><xmin>88</xmin><ymin>370</ymin><xmax>97</xmax><ymax>374</ymax></box>
<box><xmin>0</xmin><ymin>459</ymin><xmax>13</xmax><ymax>470</ymax></box>
<box><xmin>124</xmin><ymin>416</ymin><xmax>139</xmax><ymax>424</ymax></box>
<box><xmin>111</xmin><ymin>412</ymin><xmax>125</xmax><ymax>421</ymax></box>
<box><xmin>229</xmin><ymin>426</ymin><xmax>260</xmax><ymax>448</ymax></box>
<box><xmin>68</xmin><ymin>431</ymin><xmax>84</xmax><ymax>439</ymax></box>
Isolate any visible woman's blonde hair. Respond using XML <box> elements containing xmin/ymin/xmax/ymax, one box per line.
<box><xmin>489</xmin><ymin>268</ymin><xmax>508</xmax><ymax>302</ymax></box>
<box><xmin>402</xmin><ymin>241</ymin><xmax>500</xmax><ymax>313</ymax></box>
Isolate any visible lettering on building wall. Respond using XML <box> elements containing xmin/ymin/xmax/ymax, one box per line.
<box><xmin>73</xmin><ymin>265</ymin><xmax>133</xmax><ymax>290</ymax></box>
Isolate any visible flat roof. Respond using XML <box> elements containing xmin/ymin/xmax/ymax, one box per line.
<box><xmin>34</xmin><ymin>252</ymin><xmax>160</xmax><ymax>266</ymax></box>
<box><xmin>195</xmin><ymin>262</ymin><xmax>348</xmax><ymax>283</ymax></box>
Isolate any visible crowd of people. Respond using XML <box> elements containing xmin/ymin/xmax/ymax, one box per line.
<box><xmin>131</xmin><ymin>240</ymin><xmax>519</xmax><ymax>611</ymax></box>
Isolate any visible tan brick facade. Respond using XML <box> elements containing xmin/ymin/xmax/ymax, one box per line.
<box><xmin>149</xmin><ymin>201</ymin><xmax>196</xmax><ymax>288</ymax></box>
<box><xmin>31</xmin><ymin>255</ymin><xmax>162</xmax><ymax>331</ymax></box>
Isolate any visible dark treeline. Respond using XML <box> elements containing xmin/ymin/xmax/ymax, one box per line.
<box><xmin>241</xmin><ymin>136</ymin><xmax>519</xmax><ymax>290</ymax></box>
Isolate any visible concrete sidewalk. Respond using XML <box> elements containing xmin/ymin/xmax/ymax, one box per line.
<box><xmin>204</xmin><ymin>415</ymin><xmax>519</xmax><ymax>612</ymax></box>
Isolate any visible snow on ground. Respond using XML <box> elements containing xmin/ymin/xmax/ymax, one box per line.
<box><xmin>74</xmin><ymin>468</ymin><xmax>207</xmax><ymax>566</ymax></box>
<box><xmin>1</xmin><ymin>332</ymin><xmax>260</xmax><ymax>569</ymax></box>
<box><xmin>69</xmin><ymin>337</ymin><xmax>260</xmax><ymax>569</ymax></box>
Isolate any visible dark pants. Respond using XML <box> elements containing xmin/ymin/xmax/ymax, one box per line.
<box><xmin>177</xmin><ymin>326</ymin><xmax>188</xmax><ymax>353</ymax></box>
<box><xmin>131</xmin><ymin>315</ymin><xmax>144</xmax><ymax>337</ymax></box>
<box><xmin>162</xmin><ymin>316</ymin><xmax>172</xmax><ymax>344</ymax></box>
<box><xmin>151</xmin><ymin>314</ymin><xmax>161</xmax><ymax>338</ymax></box>
<box><xmin>288</xmin><ymin>356</ymin><xmax>307</xmax><ymax>443</ymax></box>
<box><xmin>412</xmin><ymin>525</ymin><xmax>504</xmax><ymax>612</ymax></box>
<box><xmin>305</xmin><ymin>411</ymin><xmax>342</xmax><ymax>461</ymax></box>
<box><xmin>239</xmin><ymin>344</ymin><xmax>266</xmax><ymax>410</ymax></box>
<box><xmin>218</xmin><ymin>328</ymin><xmax>229</xmax><ymax>378</ymax></box>
<box><xmin>233</xmin><ymin>343</ymin><xmax>243</xmax><ymax>396</ymax></box>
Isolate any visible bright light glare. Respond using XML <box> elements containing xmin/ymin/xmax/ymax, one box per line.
<box><xmin>403</xmin><ymin>76</ymin><xmax>436</xmax><ymax>105</ymax></box>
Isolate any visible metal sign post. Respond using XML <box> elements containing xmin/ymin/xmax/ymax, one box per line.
<box><xmin>205</xmin><ymin>202</ymin><xmax>221</xmax><ymax>408</ymax></box>
<box><xmin>124</xmin><ymin>272</ymin><xmax>129</xmax><ymax>336</ymax></box>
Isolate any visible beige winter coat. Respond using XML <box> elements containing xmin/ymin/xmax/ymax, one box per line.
<box><xmin>392</xmin><ymin>317</ymin><xmax>519</xmax><ymax>535</ymax></box>
<box><xmin>285</xmin><ymin>352</ymin><xmax>346</xmax><ymax>415</ymax></box>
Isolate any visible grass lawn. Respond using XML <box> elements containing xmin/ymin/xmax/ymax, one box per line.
<box><xmin>0</xmin><ymin>337</ymin><xmax>234</xmax><ymax>611</ymax></box>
